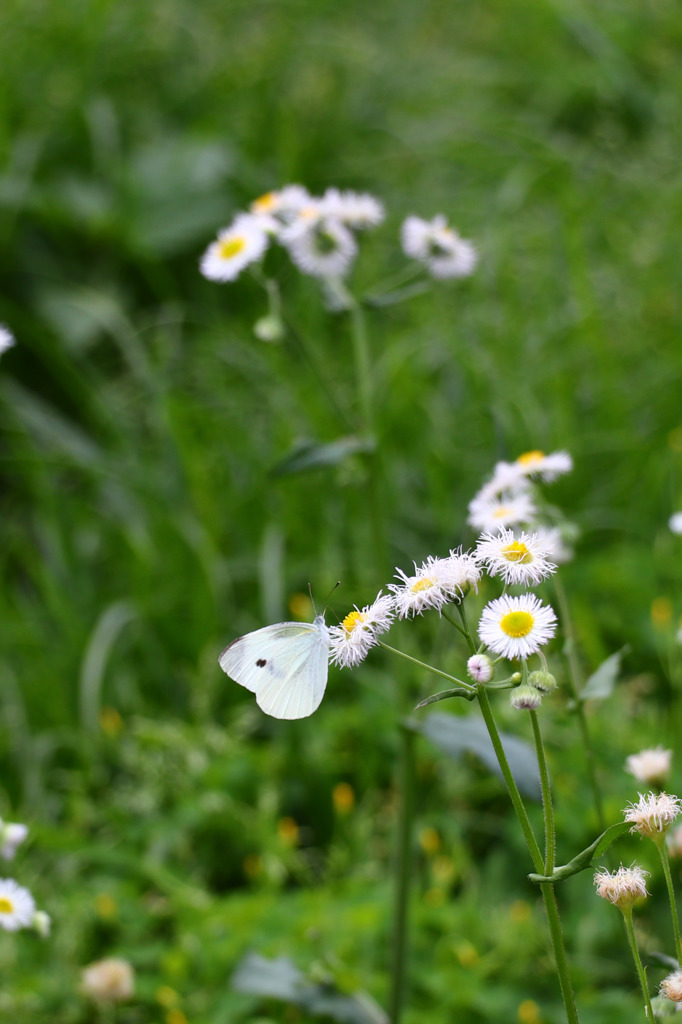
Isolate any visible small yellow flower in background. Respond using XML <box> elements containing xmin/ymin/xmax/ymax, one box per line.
<box><xmin>652</xmin><ymin>597</ymin><xmax>673</xmax><ymax>627</ymax></box>
<box><xmin>166</xmin><ymin>1010</ymin><xmax>188</xmax><ymax>1024</ymax></box>
<box><xmin>332</xmin><ymin>782</ymin><xmax>355</xmax><ymax>815</ymax></box>
<box><xmin>518</xmin><ymin>998</ymin><xmax>542</xmax><ymax>1023</ymax></box>
<box><xmin>277</xmin><ymin>817</ymin><xmax>299</xmax><ymax>846</ymax></box>
<box><xmin>156</xmin><ymin>986</ymin><xmax>180</xmax><ymax>1008</ymax></box>
<box><xmin>288</xmin><ymin>592</ymin><xmax>314</xmax><ymax>620</ymax></box>
<box><xmin>661</xmin><ymin>969</ymin><xmax>682</xmax><ymax>1002</ymax></box>
<box><xmin>625</xmin><ymin>747</ymin><xmax>672</xmax><ymax>787</ymax></box>
<box><xmin>453</xmin><ymin>941</ymin><xmax>479</xmax><ymax>967</ymax></box>
<box><xmin>243</xmin><ymin>853</ymin><xmax>263</xmax><ymax>879</ymax></box>
<box><xmin>509</xmin><ymin>899</ymin><xmax>531</xmax><ymax>923</ymax></box>
<box><xmin>624</xmin><ymin>792</ymin><xmax>682</xmax><ymax>841</ymax></box>
<box><xmin>81</xmin><ymin>958</ymin><xmax>134</xmax><ymax>1003</ymax></box>
<box><xmin>94</xmin><ymin>893</ymin><xmax>117</xmax><ymax>919</ymax></box>
<box><xmin>418</xmin><ymin>827</ymin><xmax>441</xmax><ymax>856</ymax></box>
<box><xmin>99</xmin><ymin>706</ymin><xmax>123</xmax><ymax>737</ymax></box>
<box><xmin>594</xmin><ymin>865</ymin><xmax>649</xmax><ymax>909</ymax></box>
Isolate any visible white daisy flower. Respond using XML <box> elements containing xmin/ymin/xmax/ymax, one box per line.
<box><xmin>623</xmin><ymin>791</ymin><xmax>682</xmax><ymax>840</ymax></box>
<box><xmin>532</xmin><ymin>524</ymin><xmax>575</xmax><ymax>565</ymax></box>
<box><xmin>670</xmin><ymin>512</ymin><xmax>682</xmax><ymax>535</ymax></box>
<box><xmin>466</xmin><ymin>654</ymin><xmax>494</xmax><ymax>683</ymax></box>
<box><xmin>467</xmin><ymin>491</ymin><xmax>537</xmax><ymax>534</ymax></box>
<box><xmin>594</xmin><ymin>864</ymin><xmax>649</xmax><ymax>910</ymax></box>
<box><xmin>320</xmin><ymin>188</ymin><xmax>385</xmax><ymax>229</ymax></box>
<box><xmin>200</xmin><ymin>215</ymin><xmax>270</xmax><ymax>282</ymax></box>
<box><xmin>0</xmin><ymin>877</ymin><xmax>36</xmax><ymax>931</ymax></box>
<box><xmin>510</xmin><ymin>450</ymin><xmax>573</xmax><ymax>483</ymax></box>
<box><xmin>625</xmin><ymin>747</ymin><xmax>672</xmax><ymax>787</ymax></box>
<box><xmin>283</xmin><ymin>217</ymin><xmax>358</xmax><ymax>279</ymax></box>
<box><xmin>475</xmin><ymin>528</ymin><xmax>557</xmax><ymax>586</ymax></box>
<box><xmin>0</xmin><ymin>324</ymin><xmax>15</xmax><ymax>356</ymax></box>
<box><xmin>401</xmin><ymin>214</ymin><xmax>477</xmax><ymax>279</ymax></box>
<box><xmin>249</xmin><ymin>184</ymin><xmax>311</xmax><ymax>226</ymax></box>
<box><xmin>478</xmin><ymin>593</ymin><xmax>557</xmax><ymax>661</ymax></box>
<box><xmin>329</xmin><ymin>593</ymin><xmax>395</xmax><ymax>668</ymax></box>
<box><xmin>0</xmin><ymin>821</ymin><xmax>28</xmax><ymax>861</ymax></box>
<box><xmin>389</xmin><ymin>550</ymin><xmax>479</xmax><ymax>619</ymax></box>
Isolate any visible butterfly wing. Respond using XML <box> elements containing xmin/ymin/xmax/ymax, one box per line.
<box><xmin>219</xmin><ymin>618</ymin><xmax>329</xmax><ymax>720</ymax></box>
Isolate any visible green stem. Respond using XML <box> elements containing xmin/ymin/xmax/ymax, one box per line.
<box><xmin>388</xmin><ymin>723</ymin><xmax>416</xmax><ymax>1024</ymax></box>
<box><xmin>477</xmin><ymin>690</ymin><xmax>579</xmax><ymax>1023</ymax></box>
<box><xmin>553</xmin><ymin>578</ymin><xmax>605</xmax><ymax>832</ymax></box>
<box><xmin>621</xmin><ymin>906</ymin><xmax>654</xmax><ymax>1022</ymax></box>
<box><xmin>442</xmin><ymin>608</ymin><xmax>473</xmax><ymax>644</ymax></box>
<box><xmin>379</xmin><ymin>642</ymin><xmax>475</xmax><ymax>692</ymax></box>
<box><xmin>656</xmin><ymin>836</ymin><xmax>682</xmax><ymax>963</ymax></box>
<box><xmin>476</xmin><ymin>688</ymin><xmax>543</xmax><ymax>873</ymax></box>
<box><xmin>455</xmin><ymin>603</ymin><xmax>477</xmax><ymax>656</ymax></box>
<box><xmin>350</xmin><ymin>298</ymin><xmax>374</xmax><ymax>436</ymax></box>
<box><xmin>530</xmin><ymin>710</ymin><xmax>556</xmax><ymax>874</ymax></box>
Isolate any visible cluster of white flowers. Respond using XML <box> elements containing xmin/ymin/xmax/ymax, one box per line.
<box><xmin>0</xmin><ymin>817</ymin><xmax>49</xmax><ymax>936</ymax></box>
<box><xmin>200</xmin><ymin>184</ymin><xmax>477</xmax><ymax>287</ymax></box>
<box><xmin>468</xmin><ymin>450</ymin><xmax>573</xmax><ymax>544</ymax></box>
<box><xmin>201</xmin><ymin>184</ymin><xmax>384</xmax><ymax>284</ymax></box>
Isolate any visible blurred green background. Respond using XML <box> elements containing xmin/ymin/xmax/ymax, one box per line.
<box><xmin>2</xmin><ymin>0</ymin><xmax>682</xmax><ymax>1020</ymax></box>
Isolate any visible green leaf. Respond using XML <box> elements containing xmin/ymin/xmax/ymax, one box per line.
<box><xmin>231</xmin><ymin>954</ymin><xmax>389</xmax><ymax>1024</ymax></box>
<box><xmin>414</xmin><ymin>712</ymin><xmax>541</xmax><ymax>800</ymax></box>
<box><xmin>270</xmin><ymin>436</ymin><xmax>375</xmax><ymax>477</ymax></box>
<box><xmin>414</xmin><ymin>687</ymin><xmax>477</xmax><ymax>708</ymax></box>
<box><xmin>580</xmin><ymin>647</ymin><xmax>629</xmax><ymax>701</ymax></box>
<box><xmin>528</xmin><ymin>821</ymin><xmax>632</xmax><ymax>883</ymax></box>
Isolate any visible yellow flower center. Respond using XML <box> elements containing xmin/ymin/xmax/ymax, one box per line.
<box><xmin>341</xmin><ymin>610</ymin><xmax>366</xmax><ymax>634</ymax></box>
<box><xmin>251</xmin><ymin>191</ymin><xmax>277</xmax><ymax>212</ymax></box>
<box><xmin>500</xmin><ymin>610</ymin><xmax>534</xmax><ymax>637</ymax></box>
<box><xmin>517</xmin><ymin>450</ymin><xmax>544</xmax><ymax>467</ymax></box>
<box><xmin>411</xmin><ymin>576</ymin><xmax>436</xmax><ymax>593</ymax></box>
<box><xmin>0</xmin><ymin>897</ymin><xmax>14</xmax><ymax>914</ymax></box>
<box><xmin>217</xmin><ymin>236</ymin><xmax>246</xmax><ymax>260</ymax></box>
<box><xmin>501</xmin><ymin>540</ymin><xmax>532</xmax><ymax>564</ymax></box>
<box><xmin>493</xmin><ymin>505</ymin><xmax>511</xmax><ymax>519</ymax></box>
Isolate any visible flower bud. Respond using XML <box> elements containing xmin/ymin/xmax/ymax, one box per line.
<box><xmin>510</xmin><ymin>684</ymin><xmax>542</xmax><ymax>710</ymax></box>
<box><xmin>661</xmin><ymin>969</ymin><xmax>682</xmax><ymax>1003</ymax></box>
<box><xmin>32</xmin><ymin>910</ymin><xmax>51</xmax><ymax>938</ymax></box>
<box><xmin>253</xmin><ymin>315</ymin><xmax>284</xmax><ymax>343</ymax></box>
<box><xmin>82</xmin><ymin>958</ymin><xmax>135</xmax><ymax>1003</ymax></box>
<box><xmin>528</xmin><ymin>670</ymin><xmax>557</xmax><ymax>693</ymax></box>
<box><xmin>466</xmin><ymin>654</ymin><xmax>493</xmax><ymax>684</ymax></box>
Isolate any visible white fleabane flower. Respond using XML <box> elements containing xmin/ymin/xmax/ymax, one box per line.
<box><xmin>594</xmin><ymin>865</ymin><xmax>649</xmax><ymax>909</ymax></box>
<box><xmin>0</xmin><ymin>821</ymin><xmax>28</xmax><ymax>861</ymax></box>
<box><xmin>467</xmin><ymin>491</ymin><xmax>537</xmax><ymax>534</ymax></box>
<box><xmin>0</xmin><ymin>878</ymin><xmax>36</xmax><ymax>931</ymax></box>
<box><xmin>401</xmin><ymin>214</ymin><xmax>477</xmax><ymax>279</ymax></box>
<box><xmin>200</xmin><ymin>215</ymin><xmax>270</xmax><ymax>282</ymax></box>
<box><xmin>625</xmin><ymin>747</ymin><xmax>672</xmax><ymax>787</ymax></box>
<box><xmin>82</xmin><ymin>958</ymin><xmax>135</xmax><ymax>1003</ymax></box>
<box><xmin>475</xmin><ymin>528</ymin><xmax>557</xmax><ymax>586</ymax></box>
<box><xmin>670</xmin><ymin>512</ymin><xmax>682</xmax><ymax>535</ymax></box>
<box><xmin>0</xmin><ymin>325</ymin><xmax>15</xmax><ymax>356</ymax></box>
<box><xmin>320</xmin><ymin>189</ymin><xmax>385</xmax><ymax>229</ymax></box>
<box><xmin>283</xmin><ymin>217</ymin><xmax>358</xmax><ymax>279</ymax></box>
<box><xmin>478</xmin><ymin>593</ymin><xmax>557</xmax><ymax>660</ymax></box>
<box><xmin>389</xmin><ymin>551</ymin><xmax>479</xmax><ymax>619</ymax></box>
<box><xmin>329</xmin><ymin>593</ymin><xmax>395</xmax><ymax>668</ymax></box>
<box><xmin>511</xmin><ymin>450</ymin><xmax>573</xmax><ymax>483</ymax></box>
<box><xmin>623</xmin><ymin>791</ymin><xmax>682</xmax><ymax>840</ymax></box>
<box><xmin>250</xmin><ymin>185</ymin><xmax>311</xmax><ymax>226</ymax></box>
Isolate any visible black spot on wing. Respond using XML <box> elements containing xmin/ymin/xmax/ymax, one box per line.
<box><xmin>256</xmin><ymin>658</ymin><xmax>267</xmax><ymax>667</ymax></box>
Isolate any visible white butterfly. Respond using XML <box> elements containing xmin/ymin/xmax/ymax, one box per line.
<box><xmin>219</xmin><ymin>614</ymin><xmax>330</xmax><ymax>720</ymax></box>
